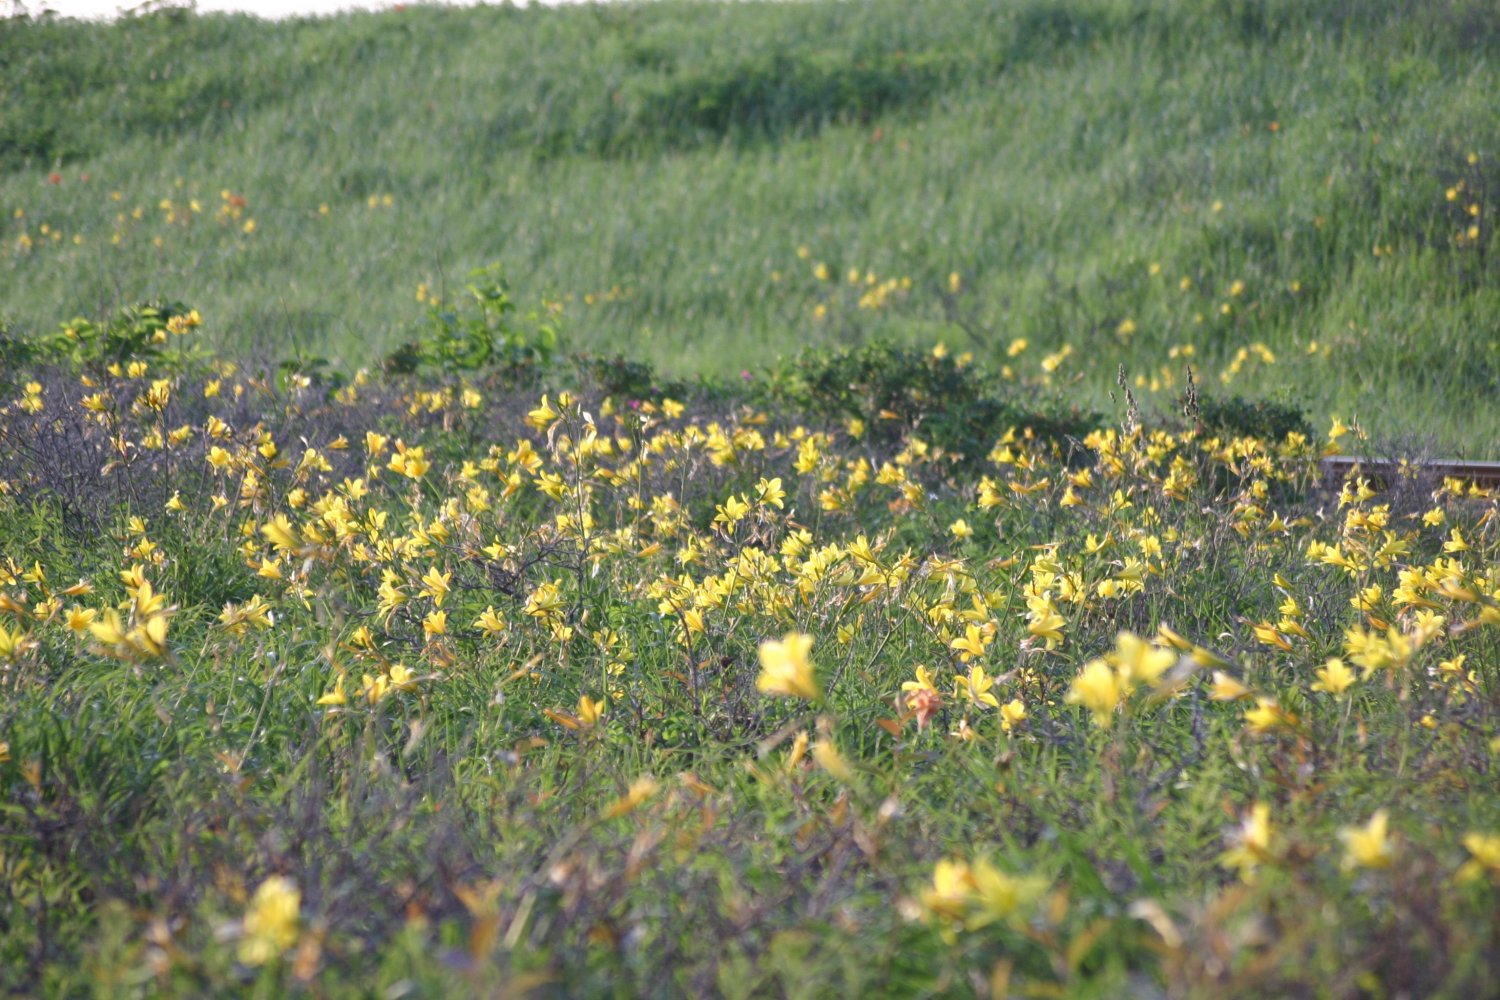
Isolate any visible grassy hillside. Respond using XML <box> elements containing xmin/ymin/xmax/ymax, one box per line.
<box><xmin>5</xmin><ymin>5</ymin><xmax>1500</xmax><ymax>994</ymax></box>
<box><xmin>2</xmin><ymin>0</ymin><xmax>1500</xmax><ymax>452</ymax></box>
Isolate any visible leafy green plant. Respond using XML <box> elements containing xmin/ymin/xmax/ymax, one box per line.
<box><xmin>1195</xmin><ymin>391</ymin><xmax>1313</xmax><ymax>443</ymax></box>
<box><xmin>43</xmin><ymin>301</ymin><xmax>204</xmax><ymax>371</ymax></box>
<box><xmin>384</xmin><ymin>264</ymin><xmax>558</xmax><ymax>377</ymax></box>
<box><xmin>765</xmin><ymin>339</ymin><xmax>1098</xmax><ymax>461</ymax></box>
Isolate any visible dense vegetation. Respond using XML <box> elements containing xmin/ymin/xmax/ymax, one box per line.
<box><xmin>2</xmin><ymin>1</ymin><xmax>1500</xmax><ymax>996</ymax></box>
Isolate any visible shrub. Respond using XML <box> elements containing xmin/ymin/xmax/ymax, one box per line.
<box><xmin>763</xmin><ymin>340</ymin><xmax>1099</xmax><ymax>462</ymax></box>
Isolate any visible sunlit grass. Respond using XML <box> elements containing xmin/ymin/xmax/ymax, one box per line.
<box><xmin>2</xmin><ymin>0</ymin><xmax>1499</xmax><ymax>451</ymax></box>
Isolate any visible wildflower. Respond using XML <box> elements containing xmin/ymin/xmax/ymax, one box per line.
<box><xmin>525</xmin><ymin>395</ymin><xmax>559</xmax><ymax>430</ymax></box>
<box><xmin>949</xmin><ymin>623</ymin><xmax>990</xmax><ymax>663</ymax></box>
<box><xmin>1208</xmin><ymin>670</ymin><xmax>1252</xmax><ymax>701</ymax></box>
<box><xmin>315</xmin><ymin>673</ymin><xmax>347</xmax><ymax>706</ymax></box>
<box><xmin>1340</xmin><ymin>810</ymin><xmax>1396</xmax><ymax>870</ymax></box>
<box><xmin>576</xmin><ymin>695</ymin><xmax>605</xmax><ymax>728</ymax></box>
<box><xmin>1311</xmin><ymin>658</ymin><xmax>1356</xmax><ymax>697</ymax></box>
<box><xmin>812</xmin><ymin>738</ymin><xmax>854</xmax><ymax>782</ymax></box>
<box><xmin>603</xmin><ymin>774</ymin><xmax>659</xmax><ymax>818</ymax></box>
<box><xmin>419</xmin><ymin>566</ymin><xmax>451</xmax><ymax>607</ymax></box>
<box><xmin>260</xmin><ymin>515</ymin><xmax>299</xmax><ymax>554</ymax></box>
<box><xmin>1000</xmin><ymin>698</ymin><xmax>1027</xmax><ymax>733</ymax></box>
<box><xmin>1457</xmin><ymin>833</ymin><xmax>1500</xmax><ymax>884</ymax></box>
<box><xmin>1112</xmin><ymin>632</ymin><xmax>1175</xmax><ymax>687</ymax></box>
<box><xmin>475</xmin><ymin>606</ymin><xmax>506</xmax><ymax>638</ymax></box>
<box><xmin>1220</xmin><ymin>802</ymin><xmax>1274</xmax><ymax>881</ymax></box>
<box><xmin>966</xmin><ymin>859</ymin><xmax>1047</xmax><ymax>930</ymax></box>
<box><xmin>238</xmin><ymin>876</ymin><xmax>300</xmax><ymax>966</ymax></box>
<box><xmin>901</xmin><ymin>666</ymin><xmax>943</xmax><ymax>729</ymax></box>
<box><xmin>754</xmin><ymin>477</ymin><xmax>786</xmax><ymax>508</ymax></box>
<box><xmin>1067</xmin><ymin>658</ymin><xmax>1122</xmax><ymax>726</ymax></box>
<box><xmin>1244</xmin><ymin>697</ymin><xmax>1298</xmax><ymax>735</ymax></box>
<box><xmin>756</xmin><ymin>632</ymin><xmax>822</xmax><ymax>701</ymax></box>
<box><xmin>922</xmin><ymin>859</ymin><xmax>973</xmax><ymax>923</ymax></box>
<box><xmin>954</xmin><ymin>663</ymin><xmax>1001</xmax><ymax>709</ymax></box>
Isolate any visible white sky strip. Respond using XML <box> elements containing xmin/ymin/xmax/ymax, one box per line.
<box><xmin>16</xmin><ymin>0</ymin><xmax>595</xmax><ymax>21</ymax></box>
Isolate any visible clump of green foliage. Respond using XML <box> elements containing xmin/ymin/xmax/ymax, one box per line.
<box><xmin>765</xmin><ymin>340</ymin><xmax>1098</xmax><ymax>461</ymax></box>
<box><xmin>384</xmin><ymin>264</ymin><xmax>557</xmax><ymax>377</ymax></box>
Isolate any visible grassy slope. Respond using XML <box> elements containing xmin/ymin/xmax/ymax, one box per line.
<box><xmin>2</xmin><ymin>0</ymin><xmax>1500</xmax><ymax>450</ymax></box>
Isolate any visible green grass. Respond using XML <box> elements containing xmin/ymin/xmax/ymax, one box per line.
<box><xmin>2</xmin><ymin>0</ymin><xmax>1499</xmax><ymax>452</ymax></box>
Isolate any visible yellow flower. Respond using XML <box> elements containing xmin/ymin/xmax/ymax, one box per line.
<box><xmin>1112</xmin><ymin>632</ymin><xmax>1175</xmax><ymax>688</ymax></box>
<box><xmin>812</xmin><ymin>739</ymin><xmax>854</xmax><ymax>782</ymax></box>
<box><xmin>475</xmin><ymin>605</ymin><xmax>506</xmax><ymax>638</ymax></box>
<box><xmin>315</xmin><ymin>673</ymin><xmax>347</xmax><ymax>706</ymax></box>
<box><xmin>949</xmin><ymin>623</ymin><xmax>990</xmax><ymax>662</ymax></box>
<box><xmin>577</xmin><ymin>694</ymin><xmax>606</xmax><ymax>728</ymax></box>
<box><xmin>1026</xmin><ymin>609</ymin><xmax>1066</xmax><ymax>649</ymax></box>
<box><xmin>1311</xmin><ymin>658</ymin><xmax>1356</xmax><ymax>697</ymax></box>
<box><xmin>954</xmin><ymin>663</ymin><xmax>1001</xmax><ymax>709</ymax></box>
<box><xmin>260</xmin><ymin>515</ymin><xmax>299</xmax><ymax>554</ymax></box>
<box><xmin>1244</xmin><ymin>697</ymin><xmax>1298</xmax><ymax>735</ymax></box>
<box><xmin>1340</xmin><ymin>810</ymin><xmax>1395</xmax><ymax>870</ymax></box>
<box><xmin>238</xmin><ymin>876</ymin><xmax>300</xmax><ymax>965</ymax></box>
<box><xmin>756</xmin><ymin>632</ymin><xmax>822</xmax><ymax>701</ymax></box>
<box><xmin>603</xmin><ymin>774</ymin><xmax>659</xmax><ymax>818</ymax></box>
<box><xmin>420</xmin><ymin>566</ymin><xmax>451</xmax><ymax>607</ymax></box>
<box><xmin>755</xmin><ymin>477</ymin><xmax>786</xmax><ymax>509</ymax></box>
<box><xmin>525</xmin><ymin>395</ymin><xmax>559</xmax><ymax>430</ymax></box>
<box><xmin>901</xmin><ymin>665</ymin><xmax>939</xmax><ymax>696</ymax></box>
<box><xmin>1208</xmin><ymin>670</ymin><xmax>1252</xmax><ymax>701</ymax></box>
<box><xmin>1066</xmin><ymin>659</ymin><xmax>1122</xmax><ymax>726</ymax></box>
<box><xmin>1457</xmin><ymin>832</ymin><xmax>1500</xmax><ymax>884</ymax></box>
<box><xmin>966</xmin><ymin>859</ymin><xmax>1047</xmax><ymax>930</ymax></box>
<box><xmin>1000</xmin><ymin>698</ymin><xmax>1027</xmax><ymax>733</ymax></box>
<box><xmin>1220</xmin><ymin>802</ymin><xmax>1274</xmax><ymax>881</ymax></box>
<box><xmin>921</xmin><ymin>859</ymin><xmax>972</xmax><ymax>922</ymax></box>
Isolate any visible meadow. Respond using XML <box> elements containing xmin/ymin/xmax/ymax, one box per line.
<box><xmin>3</xmin><ymin>0</ymin><xmax>1500</xmax><ymax>451</ymax></box>
<box><xmin>2</xmin><ymin>0</ymin><xmax>1500</xmax><ymax>997</ymax></box>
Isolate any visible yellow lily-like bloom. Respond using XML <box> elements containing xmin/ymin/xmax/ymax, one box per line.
<box><xmin>475</xmin><ymin>605</ymin><xmax>506</xmax><ymax>638</ymax></box>
<box><xmin>1026</xmin><ymin>608</ymin><xmax>1066</xmax><ymax>649</ymax></box>
<box><xmin>966</xmin><ymin>859</ymin><xmax>1047</xmax><ymax>930</ymax></box>
<box><xmin>756</xmin><ymin>632</ymin><xmax>822</xmax><ymax>701</ymax></box>
<box><xmin>1066</xmin><ymin>658</ymin><xmax>1121</xmax><ymax>727</ymax></box>
<box><xmin>238</xmin><ymin>876</ymin><xmax>300</xmax><ymax>966</ymax></box>
<box><xmin>1000</xmin><ymin>698</ymin><xmax>1027</xmax><ymax>732</ymax></box>
<box><xmin>603</xmin><ymin>774</ymin><xmax>659</xmax><ymax>818</ymax></box>
<box><xmin>954</xmin><ymin>663</ymin><xmax>1001</xmax><ymax>709</ymax></box>
<box><xmin>315</xmin><ymin>673</ymin><xmax>347</xmax><ymax>706</ymax></box>
<box><xmin>1311</xmin><ymin>658</ymin><xmax>1356</xmax><ymax>697</ymax></box>
<box><xmin>1208</xmin><ymin>670</ymin><xmax>1252</xmax><ymax>701</ymax></box>
<box><xmin>1457</xmin><ymin>832</ymin><xmax>1500</xmax><ymax>884</ymax></box>
<box><xmin>1112</xmin><ymin>631</ymin><xmax>1175</xmax><ymax>688</ymax></box>
<box><xmin>1340</xmin><ymin>810</ymin><xmax>1396</xmax><ymax>870</ymax></box>
<box><xmin>901</xmin><ymin>665</ymin><xmax>940</xmax><ymax>696</ymax></box>
<box><xmin>576</xmin><ymin>695</ymin><xmax>606</xmax><ymax>729</ymax></box>
<box><xmin>525</xmin><ymin>395</ymin><xmax>559</xmax><ymax>431</ymax></box>
<box><xmin>949</xmin><ymin>623</ymin><xmax>990</xmax><ymax>662</ymax></box>
<box><xmin>1220</xmin><ymin>802</ymin><xmax>1274</xmax><ymax>881</ymax></box>
<box><xmin>921</xmin><ymin>859</ymin><xmax>973</xmax><ymax>922</ymax></box>
<box><xmin>1244</xmin><ymin>697</ymin><xmax>1298</xmax><ymax>735</ymax></box>
<box><xmin>260</xmin><ymin>514</ymin><xmax>300</xmax><ymax>554</ymax></box>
